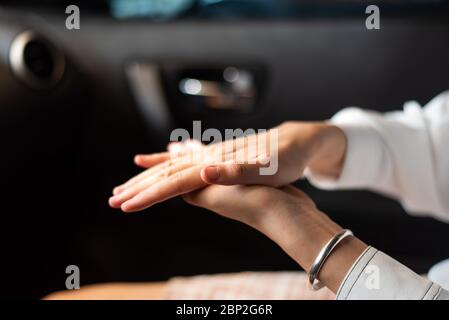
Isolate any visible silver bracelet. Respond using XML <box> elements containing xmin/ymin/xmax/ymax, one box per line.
<box><xmin>308</xmin><ymin>229</ymin><xmax>354</xmax><ymax>290</ymax></box>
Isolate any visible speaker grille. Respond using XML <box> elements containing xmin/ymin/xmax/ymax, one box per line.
<box><xmin>9</xmin><ymin>30</ymin><xmax>65</xmax><ymax>89</ymax></box>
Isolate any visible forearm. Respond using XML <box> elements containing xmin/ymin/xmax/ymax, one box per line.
<box><xmin>255</xmin><ymin>204</ymin><xmax>449</xmax><ymax>299</ymax></box>
<box><xmin>255</xmin><ymin>203</ymin><xmax>367</xmax><ymax>293</ymax></box>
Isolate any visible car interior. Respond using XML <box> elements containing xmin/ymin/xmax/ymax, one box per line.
<box><xmin>1</xmin><ymin>0</ymin><xmax>449</xmax><ymax>299</ymax></box>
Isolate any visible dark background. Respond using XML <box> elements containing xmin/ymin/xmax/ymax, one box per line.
<box><xmin>1</xmin><ymin>0</ymin><xmax>449</xmax><ymax>299</ymax></box>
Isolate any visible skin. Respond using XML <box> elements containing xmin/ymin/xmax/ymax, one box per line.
<box><xmin>44</xmin><ymin>274</ymin><xmax>335</xmax><ymax>300</ymax></box>
<box><xmin>111</xmin><ymin>121</ymin><xmax>368</xmax><ymax>293</ymax></box>
<box><xmin>183</xmin><ymin>184</ymin><xmax>368</xmax><ymax>293</ymax></box>
<box><xmin>47</xmin><ymin>184</ymin><xmax>366</xmax><ymax>299</ymax></box>
<box><xmin>109</xmin><ymin>122</ymin><xmax>347</xmax><ymax>212</ymax></box>
<box><xmin>44</xmin><ymin>282</ymin><xmax>167</xmax><ymax>300</ymax></box>
<box><xmin>47</xmin><ymin>122</ymin><xmax>367</xmax><ymax>299</ymax></box>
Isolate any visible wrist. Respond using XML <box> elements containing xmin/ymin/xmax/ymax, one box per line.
<box><xmin>318</xmin><ymin>236</ymin><xmax>368</xmax><ymax>292</ymax></box>
<box><xmin>259</xmin><ymin>202</ymin><xmax>367</xmax><ymax>293</ymax></box>
<box><xmin>306</xmin><ymin>124</ymin><xmax>347</xmax><ymax>179</ymax></box>
<box><xmin>258</xmin><ymin>201</ymin><xmax>342</xmax><ymax>271</ymax></box>
<box><xmin>281</xmin><ymin>209</ymin><xmax>344</xmax><ymax>272</ymax></box>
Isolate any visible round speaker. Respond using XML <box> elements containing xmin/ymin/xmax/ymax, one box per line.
<box><xmin>9</xmin><ymin>30</ymin><xmax>66</xmax><ymax>89</ymax></box>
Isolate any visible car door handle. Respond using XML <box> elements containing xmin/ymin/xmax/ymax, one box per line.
<box><xmin>178</xmin><ymin>67</ymin><xmax>256</xmax><ymax>110</ymax></box>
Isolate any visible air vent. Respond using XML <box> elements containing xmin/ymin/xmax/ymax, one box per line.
<box><xmin>9</xmin><ymin>30</ymin><xmax>65</xmax><ymax>89</ymax></box>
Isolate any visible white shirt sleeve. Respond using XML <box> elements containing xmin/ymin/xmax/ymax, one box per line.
<box><xmin>336</xmin><ymin>247</ymin><xmax>449</xmax><ymax>300</ymax></box>
<box><xmin>305</xmin><ymin>91</ymin><xmax>449</xmax><ymax>222</ymax></box>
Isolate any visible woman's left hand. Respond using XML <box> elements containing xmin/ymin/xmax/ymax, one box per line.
<box><xmin>183</xmin><ymin>184</ymin><xmax>367</xmax><ymax>293</ymax></box>
<box><xmin>183</xmin><ymin>184</ymin><xmax>342</xmax><ymax>272</ymax></box>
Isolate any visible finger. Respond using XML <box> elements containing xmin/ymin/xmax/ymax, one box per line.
<box><xmin>169</xmin><ymin>140</ymin><xmax>214</xmax><ymax>165</ymax></box>
<box><xmin>167</xmin><ymin>141</ymin><xmax>182</xmax><ymax>151</ymax></box>
<box><xmin>200</xmin><ymin>162</ymin><xmax>270</xmax><ymax>186</ymax></box>
<box><xmin>121</xmin><ymin>165</ymin><xmax>206</xmax><ymax>212</ymax></box>
<box><xmin>168</xmin><ymin>139</ymin><xmax>204</xmax><ymax>156</ymax></box>
<box><xmin>113</xmin><ymin>159</ymin><xmax>173</xmax><ymax>195</ymax></box>
<box><xmin>167</xmin><ymin>142</ymin><xmax>186</xmax><ymax>160</ymax></box>
<box><xmin>208</xmin><ymin>133</ymin><xmax>267</xmax><ymax>164</ymax></box>
<box><xmin>134</xmin><ymin>152</ymin><xmax>171</xmax><ymax>168</ymax></box>
<box><xmin>184</xmin><ymin>139</ymin><xmax>204</xmax><ymax>150</ymax></box>
<box><xmin>115</xmin><ymin>139</ymin><xmax>218</xmax><ymax>196</ymax></box>
<box><xmin>109</xmin><ymin>162</ymin><xmax>193</xmax><ymax>208</ymax></box>
<box><xmin>115</xmin><ymin>144</ymin><xmax>211</xmax><ymax>196</ymax></box>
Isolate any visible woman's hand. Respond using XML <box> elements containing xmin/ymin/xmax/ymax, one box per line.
<box><xmin>183</xmin><ymin>184</ymin><xmax>367</xmax><ymax>293</ymax></box>
<box><xmin>183</xmin><ymin>184</ymin><xmax>342</xmax><ymax>272</ymax></box>
<box><xmin>109</xmin><ymin>122</ymin><xmax>347</xmax><ymax>212</ymax></box>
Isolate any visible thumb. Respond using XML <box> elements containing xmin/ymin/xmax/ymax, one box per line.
<box><xmin>200</xmin><ymin>163</ymin><xmax>271</xmax><ymax>186</ymax></box>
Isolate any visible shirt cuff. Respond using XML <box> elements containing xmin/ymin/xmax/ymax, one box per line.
<box><xmin>336</xmin><ymin>247</ymin><xmax>443</xmax><ymax>300</ymax></box>
<box><xmin>305</xmin><ymin>110</ymin><xmax>387</xmax><ymax>190</ymax></box>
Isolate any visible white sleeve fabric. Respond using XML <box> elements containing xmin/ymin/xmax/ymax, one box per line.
<box><xmin>336</xmin><ymin>246</ymin><xmax>449</xmax><ymax>300</ymax></box>
<box><xmin>305</xmin><ymin>91</ymin><xmax>449</xmax><ymax>222</ymax></box>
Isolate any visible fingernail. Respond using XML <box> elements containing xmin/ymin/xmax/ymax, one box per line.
<box><xmin>121</xmin><ymin>201</ymin><xmax>134</xmax><ymax>213</ymax></box>
<box><xmin>109</xmin><ymin>197</ymin><xmax>119</xmax><ymax>208</ymax></box>
<box><xmin>113</xmin><ymin>187</ymin><xmax>123</xmax><ymax>195</ymax></box>
<box><xmin>204</xmin><ymin>166</ymin><xmax>219</xmax><ymax>182</ymax></box>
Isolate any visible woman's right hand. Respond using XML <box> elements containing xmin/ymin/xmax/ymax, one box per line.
<box><xmin>109</xmin><ymin>122</ymin><xmax>348</xmax><ymax>213</ymax></box>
